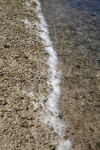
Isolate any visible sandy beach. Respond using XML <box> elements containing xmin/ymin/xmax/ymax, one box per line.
<box><xmin>0</xmin><ymin>0</ymin><xmax>100</xmax><ymax>150</ymax></box>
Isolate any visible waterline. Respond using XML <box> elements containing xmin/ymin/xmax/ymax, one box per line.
<box><xmin>23</xmin><ymin>0</ymin><xmax>72</xmax><ymax>149</ymax></box>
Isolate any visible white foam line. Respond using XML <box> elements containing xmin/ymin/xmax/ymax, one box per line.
<box><xmin>24</xmin><ymin>0</ymin><xmax>72</xmax><ymax>149</ymax></box>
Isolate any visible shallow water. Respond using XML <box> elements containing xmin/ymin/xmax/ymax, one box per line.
<box><xmin>58</xmin><ymin>0</ymin><xmax>100</xmax><ymax>50</ymax></box>
<box><xmin>40</xmin><ymin>0</ymin><xmax>100</xmax><ymax>64</ymax></box>
<box><xmin>40</xmin><ymin>0</ymin><xmax>100</xmax><ymax>149</ymax></box>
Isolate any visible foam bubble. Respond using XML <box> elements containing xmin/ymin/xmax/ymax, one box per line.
<box><xmin>24</xmin><ymin>0</ymin><xmax>72</xmax><ymax>149</ymax></box>
<box><xmin>57</xmin><ymin>139</ymin><xmax>72</xmax><ymax>150</ymax></box>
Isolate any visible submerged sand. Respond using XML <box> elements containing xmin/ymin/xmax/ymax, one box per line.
<box><xmin>40</xmin><ymin>0</ymin><xmax>100</xmax><ymax>150</ymax></box>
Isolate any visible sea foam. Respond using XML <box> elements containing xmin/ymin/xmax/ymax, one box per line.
<box><xmin>24</xmin><ymin>0</ymin><xmax>72</xmax><ymax>149</ymax></box>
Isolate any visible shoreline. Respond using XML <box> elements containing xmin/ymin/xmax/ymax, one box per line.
<box><xmin>23</xmin><ymin>1</ymin><xmax>72</xmax><ymax>149</ymax></box>
<box><xmin>0</xmin><ymin>0</ymin><xmax>71</xmax><ymax>149</ymax></box>
<box><xmin>0</xmin><ymin>0</ymin><xmax>100</xmax><ymax>150</ymax></box>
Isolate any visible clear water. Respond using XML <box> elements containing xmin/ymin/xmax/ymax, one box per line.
<box><xmin>40</xmin><ymin>1</ymin><xmax>100</xmax><ymax>149</ymax></box>
<box><xmin>61</xmin><ymin>0</ymin><xmax>100</xmax><ymax>50</ymax></box>
<box><xmin>40</xmin><ymin>0</ymin><xmax>100</xmax><ymax>67</ymax></box>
